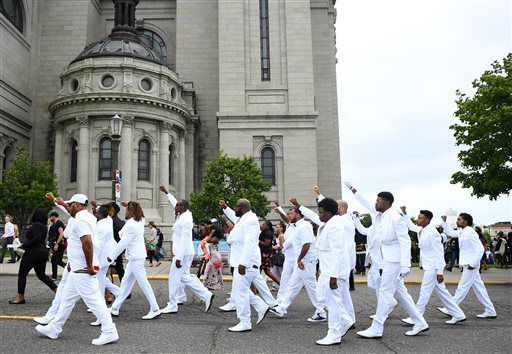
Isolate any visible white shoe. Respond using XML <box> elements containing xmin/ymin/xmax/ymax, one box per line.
<box><xmin>35</xmin><ymin>324</ymin><xmax>59</xmax><ymax>339</ymax></box>
<box><xmin>369</xmin><ymin>314</ymin><xmax>376</xmax><ymax>319</ymax></box>
<box><xmin>108</xmin><ymin>307</ymin><xmax>119</xmax><ymax>317</ymax></box>
<box><xmin>357</xmin><ymin>327</ymin><xmax>383</xmax><ymax>338</ymax></box>
<box><xmin>228</xmin><ymin>323</ymin><xmax>252</xmax><ymax>332</ymax></box>
<box><xmin>219</xmin><ymin>303</ymin><xmax>236</xmax><ymax>312</ymax></box>
<box><xmin>142</xmin><ymin>310</ymin><xmax>161</xmax><ymax>320</ymax></box>
<box><xmin>401</xmin><ymin>317</ymin><xmax>414</xmax><ymax>325</ymax></box>
<box><xmin>204</xmin><ymin>293</ymin><xmax>215</xmax><ymax>312</ymax></box>
<box><xmin>91</xmin><ymin>331</ymin><xmax>119</xmax><ymax>345</ymax></box>
<box><xmin>90</xmin><ymin>320</ymin><xmax>101</xmax><ymax>326</ymax></box>
<box><xmin>87</xmin><ymin>308</ymin><xmax>93</xmax><ymax>313</ymax></box>
<box><xmin>405</xmin><ymin>323</ymin><xmax>429</xmax><ymax>336</ymax></box>
<box><xmin>269</xmin><ymin>307</ymin><xmax>285</xmax><ymax>318</ymax></box>
<box><xmin>446</xmin><ymin>316</ymin><xmax>466</xmax><ymax>325</ymax></box>
<box><xmin>316</xmin><ymin>336</ymin><xmax>341</xmax><ymax>346</ymax></box>
<box><xmin>33</xmin><ymin>317</ymin><xmax>51</xmax><ymax>325</ymax></box>
<box><xmin>437</xmin><ymin>307</ymin><xmax>450</xmax><ymax>316</ymax></box>
<box><xmin>341</xmin><ymin>323</ymin><xmax>355</xmax><ymax>338</ymax></box>
<box><xmin>476</xmin><ymin>311</ymin><xmax>497</xmax><ymax>319</ymax></box>
<box><xmin>256</xmin><ymin>306</ymin><xmax>270</xmax><ymax>325</ymax></box>
<box><xmin>161</xmin><ymin>303</ymin><xmax>178</xmax><ymax>314</ymax></box>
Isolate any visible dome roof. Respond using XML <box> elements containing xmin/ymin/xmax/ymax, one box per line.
<box><xmin>70</xmin><ymin>33</ymin><xmax>168</xmax><ymax>67</ymax></box>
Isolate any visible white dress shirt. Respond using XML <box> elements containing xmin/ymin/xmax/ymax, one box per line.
<box><xmin>66</xmin><ymin>209</ymin><xmax>99</xmax><ymax>270</ymax></box>
<box><xmin>442</xmin><ymin>222</ymin><xmax>484</xmax><ymax>268</ymax></box>
<box><xmin>166</xmin><ymin>193</ymin><xmax>196</xmax><ymax>260</ymax></box>
<box><xmin>227</xmin><ymin>210</ymin><xmax>261</xmax><ymax>268</ymax></box>
<box><xmin>95</xmin><ymin>216</ymin><xmax>116</xmax><ymax>268</ymax></box>
<box><xmin>282</xmin><ymin>224</ymin><xmax>297</xmax><ymax>261</ymax></box>
<box><xmin>379</xmin><ymin>208</ymin><xmax>411</xmax><ymax>267</ymax></box>
<box><xmin>3</xmin><ymin>222</ymin><xmax>15</xmax><ymax>238</ymax></box>
<box><xmin>110</xmin><ymin>218</ymin><xmax>147</xmax><ymax>261</ymax></box>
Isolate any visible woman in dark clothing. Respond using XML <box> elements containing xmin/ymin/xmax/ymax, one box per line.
<box><xmin>259</xmin><ymin>220</ymin><xmax>280</xmax><ymax>285</ymax></box>
<box><xmin>9</xmin><ymin>209</ymin><xmax>57</xmax><ymax>304</ymax></box>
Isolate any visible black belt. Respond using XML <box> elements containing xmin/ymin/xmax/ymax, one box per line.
<box><xmin>252</xmin><ymin>265</ymin><xmax>259</xmax><ymax>269</ymax></box>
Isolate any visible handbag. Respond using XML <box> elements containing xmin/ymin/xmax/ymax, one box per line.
<box><xmin>213</xmin><ymin>259</ymin><xmax>223</xmax><ymax>269</ymax></box>
<box><xmin>272</xmin><ymin>251</ymin><xmax>285</xmax><ymax>267</ymax></box>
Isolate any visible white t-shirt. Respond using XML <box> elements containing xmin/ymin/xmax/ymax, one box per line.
<box><xmin>282</xmin><ymin>226</ymin><xmax>297</xmax><ymax>261</ymax></box>
<box><xmin>66</xmin><ymin>209</ymin><xmax>98</xmax><ymax>270</ymax></box>
<box><xmin>4</xmin><ymin>222</ymin><xmax>15</xmax><ymax>238</ymax></box>
<box><xmin>292</xmin><ymin>218</ymin><xmax>317</xmax><ymax>262</ymax></box>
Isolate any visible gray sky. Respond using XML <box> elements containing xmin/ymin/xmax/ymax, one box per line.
<box><xmin>335</xmin><ymin>0</ymin><xmax>512</xmax><ymax>225</ymax></box>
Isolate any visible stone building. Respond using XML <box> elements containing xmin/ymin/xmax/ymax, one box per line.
<box><xmin>1</xmin><ymin>0</ymin><xmax>341</xmax><ymax>223</ymax></box>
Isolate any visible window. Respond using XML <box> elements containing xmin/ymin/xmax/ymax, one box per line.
<box><xmin>69</xmin><ymin>140</ymin><xmax>78</xmax><ymax>182</ymax></box>
<box><xmin>0</xmin><ymin>0</ymin><xmax>23</xmax><ymax>33</ymax></box>
<box><xmin>259</xmin><ymin>0</ymin><xmax>270</xmax><ymax>81</ymax></box>
<box><xmin>137</xmin><ymin>29</ymin><xmax>167</xmax><ymax>61</ymax></box>
<box><xmin>261</xmin><ymin>147</ymin><xmax>275</xmax><ymax>185</ymax></box>
<box><xmin>140</xmin><ymin>78</ymin><xmax>152</xmax><ymax>91</ymax></box>
<box><xmin>98</xmin><ymin>138</ymin><xmax>112</xmax><ymax>180</ymax></box>
<box><xmin>168</xmin><ymin>145</ymin><xmax>174</xmax><ymax>185</ymax></box>
<box><xmin>138</xmin><ymin>139</ymin><xmax>150</xmax><ymax>181</ymax></box>
<box><xmin>101</xmin><ymin>74</ymin><xmax>115</xmax><ymax>88</ymax></box>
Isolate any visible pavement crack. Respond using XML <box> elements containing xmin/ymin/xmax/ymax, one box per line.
<box><xmin>209</xmin><ymin>325</ymin><xmax>220</xmax><ymax>353</ymax></box>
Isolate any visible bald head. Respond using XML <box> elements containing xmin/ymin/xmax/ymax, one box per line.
<box><xmin>337</xmin><ymin>199</ymin><xmax>348</xmax><ymax>215</ymax></box>
<box><xmin>235</xmin><ymin>198</ymin><xmax>251</xmax><ymax>217</ymax></box>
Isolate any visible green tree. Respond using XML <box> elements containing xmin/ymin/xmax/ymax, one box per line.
<box><xmin>0</xmin><ymin>147</ymin><xmax>57</xmax><ymax>231</ymax></box>
<box><xmin>359</xmin><ymin>213</ymin><xmax>372</xmax><ymax>228</ymax></box>
<box><xmin>190</xmin><ymin>153</ymin><xmax>271</xmax><ymax>223</ymax></box>
<box><xmin>450</xmin><ymin>53</ymin><xmax>512</xmax><ymax>199</ymax></box>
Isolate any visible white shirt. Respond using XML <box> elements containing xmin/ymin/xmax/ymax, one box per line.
<box><xmin>3</xmin><ymin>222</ymin><xmax>15</xmax><ymax>238</ymax></box>
<box><xmin>166</xmin><ymin>193</ymin><xmax>195</xmax><ymax>260</ymax></box>
<box><xmin>110</xmin><ymin>218</ymin><xmax>147</xmax><ymax>261</ymax></box>
<box><xmin>353</xmin><ymin>192</ymin><xmax>384</xmax><ymax>268</ymax></box>
<box><xmin>316</xmin><ymin>215</ymin><xmax>352</xmax><ymax>278</ymax></box>
<box><xmin>442</xmin><ymin>222</ymin><xmax>484</xmax><ymax>268</ymax></box>
<box><xmin>95</xmin><ymin>216</ymin><xmax>116</xmax><ymax>268</ymax></box>
<box><xmin>226</xmin><ymin>210</ymin><xmax>261</xmax><ymax>268</ymax></box>
<box><xmin>292</xmin><ymin>218</ymin><xmax>317</xmax><ymax>262</ymax></box>
<box><xmin>378</xmin><ymin>208</ymin><xmax>411</xmax><ymax>267</ymax></box>
<box><xmin>66</xmin><ymin>209</ymin><xmax>99</xmax><ymax>270</ymax></box>
<box><xmin>282</xmin><ymin>224</ymin><xmax>297</xmax><ymax>262</ymax></box>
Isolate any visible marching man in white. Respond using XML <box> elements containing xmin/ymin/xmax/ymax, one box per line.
<box><xmin>314</xmin><ymin>197</ymin><xmax>356</xmax><ymax>346</ymax></box>
<box><xmin>356</xmin><ymin>191</ymin><xmax>429</xmax><ymax>338</ymax></box>
<box><xmin>159</xmin><ymin>186</ymin><xmax>214</xmax><ymax>314</ymax></box>
<box><xmin>36</xmin><ymin>194</ymin><xmax>118</xmax><ymax>345</ymax></box>
<box><xmin>107</xmin><ymin>201</ymin><xmax>161</xmax><ymax>320</ymax></box>
<box><xmin>400</xmin><ymin>207</ymin><xmax>466</xmax><ymax>325</ymax></box>
<box><xmin>438</xmin><ymin>213</ymin><xmax>497</xmax><ymax>319</ymax></box>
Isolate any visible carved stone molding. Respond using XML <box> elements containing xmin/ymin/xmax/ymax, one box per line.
<box><xmin>160</xmin><ymin>121</ymin><xmax>172</xmax><ymax>132</ymax></box>
<box><xmin>76</xmin><ymin>115</ymin><xmax>89</xmax><ymax>127</ymax></box>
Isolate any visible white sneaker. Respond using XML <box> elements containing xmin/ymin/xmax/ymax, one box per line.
<box><xmin>219</xmin><ymin>303</ymin><xmax>236</xmax><ymax>312</ymax></box>
<box><xmin>405</xmin><ymin>323</ymin><xmax>429</xmax><ymax>336</ymax></box>
<box><xmin>161</xmin><ymin>303</ymin><xmax>178</xmax><ymax>314</ymax></box>
<box><xmin>108</xmin><ymin>307</ymin><xmax>119</xmax><ymax>317</ymax></box>
<box><xmin>256</xmin><ymin>306</ymin><xmax>270</xmax><ymax>325</ymax></box>
<box><xmin>316</xmin><ymin>336</ymin><xmax>341</xmax><ymax>346</ymax></box>
<box><xmin>87</xmin><ymin>308</ymin><xmax>93</xmax><ymax>313</ymax></box>
<box><xmin>269</xmin><ymin>307</ymin><xmax>285</xmax><ymax>318</ymax></box>
<box><xmin>228</xmin><ymin>323</ymin><xmax>252</xmax><ymax>332</ymax></box>
<box><xmin>142</xmin><ymin>310</ymin><xmax>161</xmax><ymax>320</ymax></box>
<box><xmin>90</xmin><ymin>320</ymin><xmax>101</xmax><ymax>326</ymax></box>
<box><xmin>369</xmin><ymin>314</ymin><xmax>376</xmax><ymax>319</ymax></box>
<box><xmin>437</xmin><ymin>307</ymin><xmax>450</xmax><ymax>316</ymax></box>
<box><xmin>401</xmin><ymin>317</ymin><xmax>414</xmax><ymax>325</ymax></box>
<box><xmin>476</xmin><ymin>311</ymin><xmax>497</xmax><ymax>319</ymax></box>
<box><xmin>91</xmin><ymin>331</ymin><xmax>119</xmax><ymax>345</ymax></box>
<box><xmin>33</xmin><ymin>317</ymin><xmax>51</xmax><ymax>325</ymax></box>
<box><xmin>357</xmin><ymin>327</ymin><xmax>383</xmax><ymax>338</ymax></box>
<box><xmin>204</xmin><ymin>293</ymin><xmax>215</xmax><ymax>312</ymax></box>
<box><xmin>35</xmin><ymin>324</ymin><xmax>59</xmax><ymax>339</ymax></box>
<box><xmin>446</xmin><ymin>316</ymin><xmax>466</xmax><ymax>325</ymax></box>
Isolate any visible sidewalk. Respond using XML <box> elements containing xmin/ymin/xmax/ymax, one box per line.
<box><xmin>1</xmin><ymin>261</ymin><xmax>510</xmax><ymax>285</ymax></box>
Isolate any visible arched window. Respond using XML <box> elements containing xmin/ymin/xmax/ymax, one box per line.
<box><xmin>98</xmin><ymin>138</ymin><xmax>112</xmax><ymax>180</ymax></box>
<box><xmin>69</xmin><ymin>140</ymin><xmax>78</xmax><ymax>182</ymax></box>
<box><xmin>261</xmin><ymin>147</ymin><xmax>275</xmax><ymax>185</ymax></box>
<box><xmin>168</xmin><ymin>145</ymin><xmax>174</xmax><ymax>185</ymax></box>
<box><xmin>2</xmin><ymin>145</ymin><xmax>14</xmax><ymax>175</ymax></box>
<box><xmin>138</xmin><ymin>139</ymin><xmax>150</xmax><ymax>181</ymax></box>
<box><xmin>0</xmin><ymin>0</ymin><xmax>23</xmax><ymax>33</ymax></box>
<box><xmin>137</xmin><ymin>29</ymin><xmax>167</xmax><ymax>61</ymax></box>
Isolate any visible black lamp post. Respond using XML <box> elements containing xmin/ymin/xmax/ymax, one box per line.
<box><xmin>110</xmin><ymin>114</ymin><xmax>124</xmax><ymax>203</ymax></box>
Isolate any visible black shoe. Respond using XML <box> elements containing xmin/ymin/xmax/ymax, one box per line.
<box><xmin>7</xmin><ymin>260</ymin><xmax>16</xmax><ymax>263</ymax></box>
<box><xmin>51</xmin><ymin>275</ymin><xmax>58</xmax><ymax>280</ymax></box>
<box><xmin>127</xmin><ymin>294</ymin><xmax>132</xmax><ymax>300</ymax></box>
<box><xmin>349</xmin><ymin>287</ymin><xmax>355</xmax><ymax>291</ymax></box>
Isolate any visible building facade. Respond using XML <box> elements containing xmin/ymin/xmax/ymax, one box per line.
<box><xmin>1</xmin><ymin>0</ymin><xmax>341</xmax><ymax>223</ymax></box>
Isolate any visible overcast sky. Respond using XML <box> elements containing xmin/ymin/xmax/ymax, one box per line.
<box><xmin>335</xmin><ymin>0</ymin><xmax>512</xmax><ymax>226</ymax></box>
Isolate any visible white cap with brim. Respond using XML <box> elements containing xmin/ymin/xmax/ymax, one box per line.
<box><xmin>210</xmin><ymin>218</ymin><xmax>218</xmax><ymax>223</ymax></box>
<box><xmin>65</xmin><ymin>194</ymin><xmax>89</xmax><ymax>205</ymax></box>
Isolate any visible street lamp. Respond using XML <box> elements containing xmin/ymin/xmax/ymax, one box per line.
<box><xmin>110</xmin><ymin>114</ymin><xmax>124</xmax><ymax>139</ymax></box>
<box><xmin>109</xmin><ymin>114</ymin><xmax>124</xmax><ymax>203</ymax></box>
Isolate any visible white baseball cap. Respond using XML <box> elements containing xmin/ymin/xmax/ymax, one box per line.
<box><xmin>65</xmin><ymin>194</ymin><xmax>89</xmax><ymax>205</ymax></box>
<box><xmin>210</xmin><ymin>218</ymin><xmax>218</xmax><ymax>223</ymax></box>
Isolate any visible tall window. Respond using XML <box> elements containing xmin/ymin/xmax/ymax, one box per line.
<box><xmin>69</xmin><ymin>140</ymin><xmax>78</xmax><ymax>182</ymax></box>
<box><xmin>261</xmin><ymin>147</ymin><xmax>275</xmax><ymax>185</ymax></box>
<box><xmin>168</xmin><ymin>145</ymin><xmax>174</xmax><ymax>185</ymax></box>
<box><xmin>98</xmin><ymin>138</ymin><xmax>113</xmax><ymax>180</ymax></box>
<box><xmin>137</xmin><ymin>29</ymin><xmax>167</xmax><ymax>61</ymax></box>
<box><xmin>0</xmin><ymin>0</ymin><xmax>23</xmax><ymax>33</ymax></box>
<box><xmin>138</xmin><ymin>139</ymin><xmax>151</xmax><ymax>181</ymax></box>
<box><xmin>259</xmin><ymin>0</ymin><xmax>270</xmax><ymax>81</ymax></box>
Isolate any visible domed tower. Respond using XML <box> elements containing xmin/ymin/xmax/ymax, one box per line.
<box><xmin>49</xmin><ymin>0</ymin><xmax>197</xmax><ymax>223</ymax></box>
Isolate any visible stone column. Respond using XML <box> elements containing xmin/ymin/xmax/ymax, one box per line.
<box><xmin>0</xmin><ymin>152</ymin><xmax>4</xmax><ymax>181</ymax></box>
<box><xmin>76</xmin><ymin>115</ymin><xmax>90</xmax><ymax>194</ymax></box>
<box><xmin>179</xmin><ymin>131</ymin><xmax>186</xmax><ymax>199</ymax></box>
<box><xmin>120</xmin><ymin>116</ymin><xmax>134</xmax><ymax>202</ymax></box>
<box><xmin>53</xmin><ymin>124</ymin><xmax>64</xmax><ymax>194</ymax></box>
<box><xmin>159</xmin><ymin>122</ymin><xmax>171</xmax><ymax>202</ymax></box>
<box><xmin>185</xmin><ymin>123</ymin><xmax>195</xmax><ymax>197</ymax></box>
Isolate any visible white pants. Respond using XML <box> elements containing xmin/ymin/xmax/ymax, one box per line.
<box><xmin>167</xmin><ymin>255</ymin><xmax>211</xmax><ymax>311</ymax></box>
<box><xmin>277</xmin><ymin>260</ymin><xmax>295</xmax><ymax>301</ymax></box>
<box><xmin>44</xmin><ymin>266</ymin><xmax>70</xmax><ymax>320</ymax></box>
<box><xmin>340</xmin><ymin>275</ymin><xmax>356</xmax><ymax>323</ymax></box>
<box><xmin>316</xmin><ymin>275</ymin><xmax>353</xmax><ymax>341</ymax></box>
<box><xmin>453</xmin><ymin>265</ymin><xmax>496</xmax><ymax>314</ymax></box>
<box><xmin>232</xmin><ymin>267</ymin><xmax>267</xmax><ymax>327</ymax></box>
<box><xmin>112</xmin><ymin>259</ymin><xmax>159</xmax><ymax>312</ymax></box>
<box><xmin>271</xmin><ymin>265</ymin><xmax>282</xmax><ymax>288</ymax></box>
<box><xmin>252</xmin><ymin>272</ymin><xmax>278</xmax><ymax>307</ymax></box>
<box><xmin>416</xmin><ymin>269</ymin><xmax>465</xmax><ymax>318</ymax></box>
<box><xmin>48</xmin><ymin>272</ymin><xmax>116</xmax><ymax>335</ymax></box>
<box><xmin>371</xmin><ymin>261</ymin><xmax>426</xmax><ymax>333</ymax></box>
<box><xmin>367</xmin><ymin>264</ymin><xmax>381</xmax><ymax>296</ymax></box>
<box><xmin>278</xmin><ymin>260</ymin><xmax>326</xmax><ymax>317</ymax></box>
<box><xmin>98</xmin><ymin>265</ymin><xmax>120</xmax><ymax>298</ymax></box>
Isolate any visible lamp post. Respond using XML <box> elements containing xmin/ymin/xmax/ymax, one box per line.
<box><xmin>110</xmin><ymin>114</ymin><xmax>124</xmax><ymax>204</ymax></box>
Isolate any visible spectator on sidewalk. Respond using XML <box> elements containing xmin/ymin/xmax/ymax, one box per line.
<box><xmin>145</xmin><ymin>221</ymin><xmax>162</xmax><ymax>267</ymax></box>
<box><xmin>1</xmin><ymin>215</ymin><xmax>17</xmax><ymax>263</ymax></box>
<box><xmin>48</xmin><ymin>211</ymin><xmax>66</xmax><ymax>279</ymax></box>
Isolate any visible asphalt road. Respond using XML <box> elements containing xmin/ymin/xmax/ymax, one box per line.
<box><xmin>0</xmin><ymin>276</ymin><xmax>510</xmax><ymax>353</ymax></box>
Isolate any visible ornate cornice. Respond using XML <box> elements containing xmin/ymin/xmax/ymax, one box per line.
<box><xmin>76</xmin><ymin>115</ymin><xmax>89</xmax><ymax>127</ymax></box>
<box><xmin>160</xmin><ymin>121</ymin><xmax>172</xmax><ymax>132</ymax></box>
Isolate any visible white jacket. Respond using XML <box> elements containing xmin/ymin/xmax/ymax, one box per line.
<box><xmin>95</xmin><ymin>216</ymin><xmax>116</xmax><ymax>268</ymax></box>
<box><xmin>316</xmin><ymin>215</ymin><xmax>352</xmax><ymax>278</ymax></box>
<box><xmin>379</xmin><ymin>208</ymin><xmax>411</xmax><ymax>267</ymax></box>
<box><xmin>227</xmin><ymin>210</ymin><xmax>261</xmax><ymax>268</ymax></box>
<box><xmin>353</xmin><ymin>192</ymin><xmax>382</xmax><ymax>268</ymax></box>
<box><xmin>404</xmin><ymin>215</ymin><xmax>445</xmax><ymax>274</ymax></box>
<box><xmin>110</xmin><ymin>218</ymin><xmax>146</xmax><ymax>261</ymax></box>
<box><xmin>166</xmin><ymin>193</ymin><xmax>196</xmax><ymax>260</ymax></box>
<box><xmin>442</xmin><ymin>222</ymin><xmax>483</xmax><ymax>268</ymax></box>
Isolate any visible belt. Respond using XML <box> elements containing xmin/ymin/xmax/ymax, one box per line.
<box><xmin>252</xmin><ymin>265</ymin><xmax>259</xmax><ymax>269</ymax></box>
